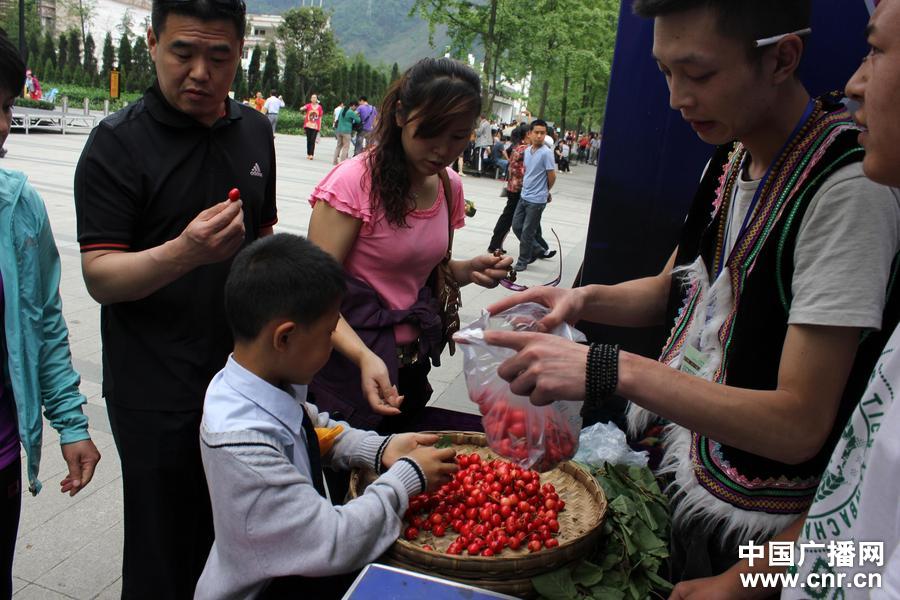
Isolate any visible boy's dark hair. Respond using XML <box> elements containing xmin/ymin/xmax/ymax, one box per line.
<box><xmin>358</xmin><ymin>95</ymin><xmax>368</xmax><ymax>102</ymax></box>
<box><xmin>269</xmin><ymin>89</ymin><xmax>276</xmax><ymax>96</ymax></box>
<box><xmin>224</xmin><ymin>234</ymin><xmax>346</xmax><ymax>342</ymax></box>
<box><xmin>633</xmin><ymin>0</ymin><xmax>812</xmax><ymax>52</ymax></box>
<box><xmin>530</xmin><ymin>119</ymin><xmax>548</xmax><ymax>132</ymax></box>
<box><xmin>0</xmin><ymin>33</ymin><xmax>25</xmax><ymax>97</ymax></box>
<box><xmin>151</xmin><ymin>0</ymin><xmax>247</xmax><ymax>40</ymax></box>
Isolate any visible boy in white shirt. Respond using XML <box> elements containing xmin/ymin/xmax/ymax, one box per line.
<box><xmin>195</xmin><ymin>233</ymin><xmax>457</xmax><ymax>599</ymax></box>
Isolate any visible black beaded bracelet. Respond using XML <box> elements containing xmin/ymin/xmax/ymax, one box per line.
<box><xmin>397</xmin><ymin>457</ymin><xmax>427</xmax><ymax>492</ymax></box>
<box><xmin>375</xmin><ymin>435</ymin><xmax>394</xmax><ymax>475</ymax></box>
<box><xmin>585</xmin><ymin>343</ymin><xmax>620</xmax><ymax>406</ymax></box>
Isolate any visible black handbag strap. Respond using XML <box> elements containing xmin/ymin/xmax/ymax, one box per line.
<box><xmin>438</xmin><ymin>169</ymin><xmax>454</xmax><ymax>260</ymax></box>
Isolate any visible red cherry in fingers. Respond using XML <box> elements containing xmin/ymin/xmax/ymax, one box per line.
<box><xmin>228</xmin><ymin>188</ymin><xmax>241</xmax><ymax>202</ymax></box>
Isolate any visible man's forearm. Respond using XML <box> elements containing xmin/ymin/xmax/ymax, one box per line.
<box><xmin>81</xmin><ymin>239</ymin><xmax>197</xmax><ymax>305</ymax></box>
<box><xmin>575</xmin><ymin>274</ymin><xmax>670</xmax><ymax>328</ymax></box>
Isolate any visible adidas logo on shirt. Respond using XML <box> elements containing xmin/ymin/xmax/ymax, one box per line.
<box><xmin>250</xmin><ymin>163</ymin><xmax>263</xmax><ymax>178</ymax></box>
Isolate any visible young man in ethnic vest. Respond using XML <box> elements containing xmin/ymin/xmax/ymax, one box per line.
<box><xmin>482</xmin><ymin>0</ymin><xmax>900</xmax><ymax>582</ymax></box>
<box><xmin>672</xmin><ymin>1</ymin><xmax>900</xmax><ymax>597</ymax></box>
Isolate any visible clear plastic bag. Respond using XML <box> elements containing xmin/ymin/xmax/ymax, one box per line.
<box><xmin>456</xmin><ymin>303</ymin><xmax>587</xmax><ymax>472</ymax></box>
<box><xmin>573</xmin><ymin>422</ymin><xmax>649</xmax><ymax>468</ymax></box>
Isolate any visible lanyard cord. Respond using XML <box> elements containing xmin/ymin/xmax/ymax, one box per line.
<box><xmin>716</xmin><ymin>98</ymin><xmax>817</xmax><ymax>278</ymax></box>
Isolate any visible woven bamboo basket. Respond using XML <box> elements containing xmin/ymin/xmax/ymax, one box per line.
<box><xmin>349</xmin><ymin>431</ymin><xmax>607</xmax><ymax>598</ymax></box>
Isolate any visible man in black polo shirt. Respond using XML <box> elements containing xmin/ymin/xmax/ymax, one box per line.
<box><xmin>73</xmin><ymin>0</ymin><xmax>276</xmax><ymax>596</ymax></box>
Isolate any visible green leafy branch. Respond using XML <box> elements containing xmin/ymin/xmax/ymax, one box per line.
<box><xmin>532</xmin><ymin>464</ymin><xmax>673</xmax><ymax>600</ymax></box>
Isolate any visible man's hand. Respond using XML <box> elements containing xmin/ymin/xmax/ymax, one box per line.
<box><xmin>359</xmin><ymin>351</ymin><xmax>403</xmax><ymax>416</ymax></box>
<box><xmin>468</xmin><ymin>254</ymin><xmax>514</xmax><ymax>288</ymax></box>
<box><xmin>487</xmin><ymin>286</ymin><xmax>585</xmax><ymax>332</ymax></box>
<box><xmin>484</xmin><ymin>330</ymin><xmax>588</xmax><ymax>405</ymax></box>
<box><xmin>381</xmin><ymin>433</ymin><xmax>439</xmax><ymax>470</ymax></box>
<box><xmin>60</xmin><ymin>439</ymin><xmax>101</xmax><ymax>496</ymax></box>
<box><xmin>172</xmin><ymin>199</ymin><xmax>245</xmax><ymax>268</ymax></box>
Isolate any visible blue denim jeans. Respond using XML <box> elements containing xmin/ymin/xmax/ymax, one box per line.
<box><xmin>512</xmin><ymin>199</ymin><xmax>547</xmax><ymax>269</ymax></box>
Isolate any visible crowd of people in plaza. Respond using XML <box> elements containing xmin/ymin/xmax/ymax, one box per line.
<box><xmin>0</xmin><ymin>0</ymin><xmax>899</xmax><ymax>599</ymax></box>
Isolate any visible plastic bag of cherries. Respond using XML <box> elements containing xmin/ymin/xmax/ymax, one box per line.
<box><xmin>455</xmin><ymin>303</ymin><xmax>586</xmax><ymax>472</ymax></box>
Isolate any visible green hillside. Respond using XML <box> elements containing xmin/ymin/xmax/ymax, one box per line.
<box><xmin>243</xmin><ymin>0</ymin><xmax>450</xmax><ymax>67</ymax></box>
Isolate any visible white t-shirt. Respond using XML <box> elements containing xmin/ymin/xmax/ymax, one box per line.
<box><xmin>782</xmin><ymin>321</ymin><xmax>900</xmax><ymax>599</ymax></box>
<box><xmin>723</xmin><ymin>162</ymin><xmax>900</xmax><ymax>330</ymax></box>
<box><xmin>263</xmin><ymin>96</ymin><xmax>285</xmax><ymax>115</ymax></box>
<box><xmin>560</xmin><ymin>143</ymin><xmax>570</xmax><ymax>158</ymax></box>
<box><xmin>333</xmin><ymin>105</ymin><xmax>343</xmax><ymax>125</ymax></box>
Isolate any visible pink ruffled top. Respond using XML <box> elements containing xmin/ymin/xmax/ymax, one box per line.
<box><xmin>310</xmin><ymin>155</ymin><xmax>466</xmax><ymax>343</ymax></box>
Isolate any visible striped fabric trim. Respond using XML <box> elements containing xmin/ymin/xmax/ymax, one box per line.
<box><xmin>79</xmin><ymin>242</ymin><xmax>131</xmax><ymax>252</ymax></box>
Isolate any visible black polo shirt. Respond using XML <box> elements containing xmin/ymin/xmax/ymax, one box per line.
<box><xmin>74</xmin><ymin>83</ymin><xmax>277</xmax><ymax>411</ymax></box>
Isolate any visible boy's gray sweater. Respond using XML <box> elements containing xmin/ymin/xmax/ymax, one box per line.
<box><xmin>195</xmin><ymin>422</ymin><xmax>421</xmax><ymax>599</ymax></box>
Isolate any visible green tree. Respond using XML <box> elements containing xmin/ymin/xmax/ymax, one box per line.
<box><xmin>232</xmin><ymin>64</ymin><xmax>247</xmax><ymax>100</ymax></box>
<box><xmin>117</xmin><ymin>32</ymin><xmax>132</xmax><ymax>89</ymax></box>
<box><xmin>67</xmin><ymin>29</ymin><xmax>81</xmax><ymax>71</ymax></box>
<box><xmin>57</xmin><ymin>33</ymin><xmax>69</xmax><ymax>75</ymax></box>
<box><xmin>41</xmin><ymin>58</ymin><xmax>54</xmax><ymax>83</ymax></box>
<box><xmin>83</xmin><ymin>33</ymin><xmax>98</xmax><ymax>79</ymax></box>
<box><xmin>247</xmin><ymin>45</ymin><xmax>261</xmax><ymax>95</ymax></box>
<box><xmin>277</xmin><ymin>6</ymin><xmax>342</xmax><ymax>104</ymax></box>
<box><xmin>261</xmin><ymin>42</ymin><xmax>279</xmax><ymax>94</ymax></box>
<box><xmin>101</xmin><ymin>32</ymin><xmax>116</xmax><ymax>79</ymax></box>
<box><xmin>130</xmin><ymin>36</ymin><xmax>152</xmax><ymax>91</ymax></box>
<box><xmin>42</xmin><ymin>31</ymin><xmax>57</xmax><ymax>67</ymax></box>
<box><xmin>389</xmin><ymin>62</ymin><xmax>400</xmax><ymax>84</ymax></box>
<box><xmin>281</xmin><ymin>47</ymin><xmax>300</xmax><ymax>106</ymax></box>
<box><xmin>0</xmin><ymin>0</ymin><xmax>42</xmax><ymax>62</ymax></box>
<box><xmin>27</xmin><ymin>31</ymin><xmax>41</xmax><ymax>68</ymax></box>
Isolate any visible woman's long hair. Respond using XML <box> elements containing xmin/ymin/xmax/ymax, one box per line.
<box><xmin>367</xmin><ymin>58</ymin><xmax>482</xmax><ymax>227</ymax></box>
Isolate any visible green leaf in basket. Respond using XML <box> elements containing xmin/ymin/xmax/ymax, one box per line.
<box><xmin>632</xmin><ymin>519</ymin><xmax>667</xmax><ymax>553</ymax></box>
<box><xmin>598</xmin><ymin>569</ymin><xmax>625</xmax><ymax>589</ymax></box>
<box><xmin>532</xmin><ymin>569</ymin><xmax>579</xmax><ymax>600</ymax></box>
<box><xmin>571</xmin><ymin>560</ymin><xmax>606</xmax><ymax>587</ymax></box>
<box><xmin>644</xmin><ymin>569</ymin><xmax>674</xmax><ymax>591</ymax></box>
<box><xmin>609</xmin><ymin>495</ymin><xmax>637</xmax><ymax>519</ymax></box>
<box><xmin>637</xmin><ymin>501</ymin><xmax>657</xmax><ymax>530</ymax></box>
<box><xmin>589</xmin><ymin>586</ymin><xmax>625</xmax><ymax>600</ymax></box>
<box><xmin>434</xmin><ymin>435</ymin><xmax>454</xmax><ymax>449</ymax></box>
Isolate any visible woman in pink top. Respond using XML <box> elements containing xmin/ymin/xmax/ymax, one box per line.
<box><xmin>308</xmin><ymin>58</ymin><xmax>512</xmax><ymax>433</ymax></box>
<box><xmin>301</xmin><ymin>94</ymin><xmax>325</xmax><ymax>160</ymax></box>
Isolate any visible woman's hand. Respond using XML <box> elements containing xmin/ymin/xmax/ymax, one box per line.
<box><xmin>487</xmin><ymin>286</ymin><xmax>585</xmax><ymax>332</ymax></box>
<box><xmin>381</xmin><ymin>433</ymin><xmax>440</xmax><ymax>469</ymax></box>
<box><xmin>358</xmin><ymin>351</ymin><xmax>404</xmax><ymax>416</ymax></box>
<box><xmin>462</xmin><ymin>254</ymin><xmax>514</xmax><ymax>288</ymax></box>
<box><xmin>60</xmin><ymin>439</ymin><xmax>101</xmax><ymax>496</ymax></box>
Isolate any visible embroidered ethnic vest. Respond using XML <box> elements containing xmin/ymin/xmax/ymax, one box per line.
<box><xmin>661</xmin><ymin>94</ymin><xmax>900</xmax><ymax>516</ymax></box>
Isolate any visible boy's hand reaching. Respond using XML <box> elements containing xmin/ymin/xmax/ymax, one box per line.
<box><xmin>405</xmin><ymin>446</ymin><xmax>458</xmax><ymax>493</ymax></box>
<box><xmin>381</xmin><ymin>433</ymin><xmax>439</xmax><ymax>470</ymax></box>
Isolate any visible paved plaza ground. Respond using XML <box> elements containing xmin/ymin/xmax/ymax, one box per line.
<box><xmin>1</xmin><ymin>127</ymin><xmax>597</xmax><ymax>599</ymax></box>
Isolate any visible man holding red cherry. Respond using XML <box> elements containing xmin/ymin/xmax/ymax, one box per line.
<box><xmin>73</xmin><ymin>0</ymin><xmax>277</xmax><ymax>595</ymax></box>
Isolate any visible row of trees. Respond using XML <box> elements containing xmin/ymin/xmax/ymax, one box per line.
<box><xmin>235</xmin><ymin>40</ymin><xmax>393</xmax><ymax>109</ymax></box>
<box><xmin>412</xmin><ymin>0</ymin><xmax>619</xmax><ymax>133</ymax></box>
<box><xmin>18</xmin><ymin>27</ymin><xmax>154</xmax><ymax>92</ymax></box>
<box><xmin>3</xmin><ymin>3</ymin><xmax>395</xmax><ymax>109</ymax></box>
<box><xmin>235</xmin><ymin>7</ymin><xmax>396</xmax><ymax>109</ymax></box>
